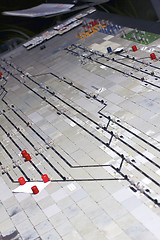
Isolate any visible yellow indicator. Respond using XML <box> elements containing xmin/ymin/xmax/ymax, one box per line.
<box><xmin>76</xmin><ymin>24</ymin><xmax>107</xmax><ymax>39</ymax></box>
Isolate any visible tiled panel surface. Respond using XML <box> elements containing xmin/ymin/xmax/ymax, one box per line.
<box><xmin>0</xmin><ymin>15</ymin><xmax>160</xmax><ymax>240</ymax></box>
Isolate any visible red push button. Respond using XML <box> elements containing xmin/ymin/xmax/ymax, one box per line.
<box><xmin>132</xmin><ymin>45</ymin><xmax>137</xmax><ymax>52</ymax></box>
<box><xmin>18</xmin><ymin>177</ymin><xmax>26</xmax><ymax>185</ymax></box>
<box><xmin>21</xmin><ymin>150</ymin><xmax>27</xmax><ymax>157</ymax></box>
<box><xmin>41</xmin><ymin>174</ymin><xmax>50</xmax><ymax>183</ymax></box>
<box><xmin>150</xmin><ymin>53</ymin><xmax>156</xmax><ymax>60</ymax></box>
<box><xmin>31</xmin><ymin>185</ymin><xmax>39</xmax><ymax>194</ymax></box>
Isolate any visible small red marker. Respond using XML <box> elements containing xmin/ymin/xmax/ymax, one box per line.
<box><xmin>31</xmin><ymin>185</ymin><xmax>39</xmax><ymax>194</ymax></box>
<box><xmin>150</xmin><ymin>53</ymin><xmax>156</xmax><ymax>60</ymax></box>
<box><xmin>132</xmin><ymin>45</ymin><xmax>137</xmax><ymax>52</ymax></box>
<box><xmin>41</xmin><ymin>174</ymin><xmax>50</xmax><ymax>183</ymax></box>
<box><xmin>21</xmin><ymin>150</ymin><xmax>27</xmax><ymax>157</ymax></box>
<box><xmin>18</xmin><ymin>177</ymin><xmax>26</xmax><ymax>185</ymax></box>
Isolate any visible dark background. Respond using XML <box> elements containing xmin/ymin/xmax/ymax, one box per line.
<box><xmin>0</xmin><ymin>0</ymin><xmax>158</xmax><ymax>53</ymax></box>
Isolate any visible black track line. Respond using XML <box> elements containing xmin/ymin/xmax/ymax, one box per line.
<box><xmin>67</xmin><ymin>46</ymin><xmax>160</xmax><ymax>89</ymax></box>
<box><xmin>3</xmin><ymin>62</ymin><xmax>160</xmax><ymax>155</ymax></box>
<box><xmin>2</xmin><ymin>69</ymin><xmax>160</xmax><ymax>188</ymax></box>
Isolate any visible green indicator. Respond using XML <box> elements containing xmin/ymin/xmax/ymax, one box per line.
<box><xmin>121</xmin><ymin>30</ymin><xmax>160</xmax><ymax>45</ymax></box>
